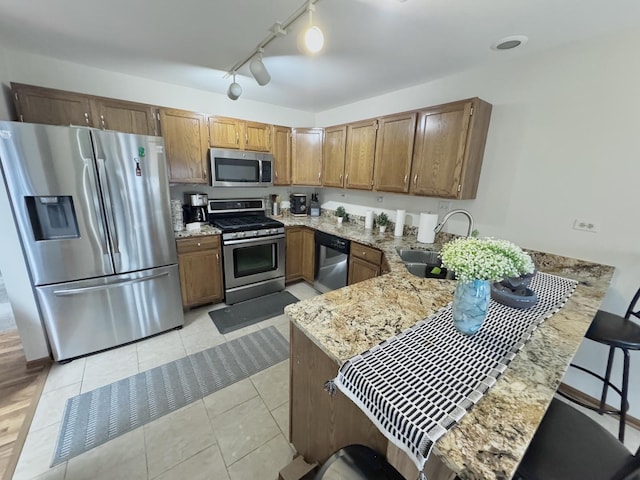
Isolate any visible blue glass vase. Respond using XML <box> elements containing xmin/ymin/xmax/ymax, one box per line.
<box><xmin>452</xmin><ymin>280</ymin><xmax>491</xmax><ymax>335</ymax></box>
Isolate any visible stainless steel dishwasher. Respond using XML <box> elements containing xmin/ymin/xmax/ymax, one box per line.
<box><xmin>314</xmin><ymin>231</ymin><xmax>350</xmax><ymax>293</ymax></box>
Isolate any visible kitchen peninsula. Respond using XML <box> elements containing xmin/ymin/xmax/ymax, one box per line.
<box><xmin>282</xmin><ymin>215</ymin><xmax>614</xmax><ymax>480</ymax></box>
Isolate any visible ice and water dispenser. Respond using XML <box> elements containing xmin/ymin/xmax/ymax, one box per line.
<box><xmin>25</xmin><ymin>195</ymin><xmax>79</xmax><ymax>240</ymax></box>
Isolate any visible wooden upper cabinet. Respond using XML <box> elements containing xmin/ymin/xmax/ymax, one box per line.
<box><xmin>291</xmin><ymin>128</ymin><xmax>323</xmax><ymax>186</ymax></box>
<box><xmin>159</xmin><ymin>108</ymin><xmax>209</xmax><ymax>184</ymax></box>
<box><xmin>322</xmin><ymin>125</ymin><xmax>347</xmax><ymax>188</ymax></box>
<box><xmin>208</xmin><ymin>116</ymin><xmax>270</xmax><ymax>151</ymax></box>
<box><xmin>373</xmin><ymin>112</ymin><xmax>417</xmax><ymax>193</ymax></box>
<box><xmin>345</xmin><ymin>120</ymin><xmax>378</xmax><ymax>190</ymax></box>
<box><xmin>411</xmin><ymin>98</ymin><xmax>492</xmax><ymax>199</ymax></box>
<box><xmin>12</xmin><ymin>82</ymin><xmax>92</xmax><ymax>127</ymax></box>
<box><xmin>272</xmin><ymin>125</ymin><xmax>291</xmax><ymax>185</ymax></box>
<box><xmin>90</xmin><ymin>98</ymin><xmax>159</xmax><ymax>136</ymax></box>
<box><xmin>244</xmin><ymin>121</ymin><xmax>271</xmax><ymax>152</ymax></box>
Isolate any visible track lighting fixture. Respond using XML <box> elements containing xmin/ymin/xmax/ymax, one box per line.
<box><xmin>249</xmin><ymin>48</ymin><xmax>271</xmax><ymax>86</ymax></box>
<box><xmin>303</xmin><ymin>3</ymin><xmax>324</xmax><ymax>54</ymax></box>
<box><xmin>224</xmin><ymin>0</ymin><xmax>323</xmax><ymax>100</ymax></box>
<box><xmin>227</xmin><ymin>73</ymin><xmax>242</xmax><ymax>100</ymax></box>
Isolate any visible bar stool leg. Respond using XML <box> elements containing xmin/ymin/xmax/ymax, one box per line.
<box><xmin>599</xmin><ymin>346</ymin><xmax>616</xmax><ymax>413</ymax></box>
<box><xmin>620</xmin><ymin>349</ymin><xmax>630</xmax><ymax>443</ymax></box>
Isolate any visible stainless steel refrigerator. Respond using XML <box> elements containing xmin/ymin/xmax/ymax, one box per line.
<box><xmin>0</xmin><ymin>121</ymin><xmax>184</xmax><ymax>361</ymax></box>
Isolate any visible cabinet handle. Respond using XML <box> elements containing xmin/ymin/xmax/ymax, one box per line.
<box><xmin>339</xmin><ymin>174</ymin><xmax>343</xmax><ymax>182</ymax></box>
<box><xmin>100</xmin><ymin>114</ymin><xmax>106</xmax><ymax>129</ymax></box>
<box><xmin>275</xmin><ymin>170</ymin><xmax>278</xmax><ymax>179</ymax></box>
<box><xmin>362</xmin><ymin>251</ymin><xmax>366</xmax><ymax>256</ymax></box>
<box><xmin>84</xmin><ymin>112</ymin><xmax>90</xmax><ymax>125</ymax></box>
<box><xmin>413</xmin><ymin>174</ymin><xmax>418</xmax><ymax>185</ymax></box>
<box><xmin>318</xmin><ymin>172</ymin><xmax>321</xmax><ymax>180</ymax></box>
<box><xmin>345</xmin><ymin>174</ymin><xmax>349</xmax><ymax>184</ymax></box>
<box><xmin>216</xmin><ymin>252</ymin><xmax>219</xmax><ymax>261</ymax></box>
<box><xmin>236</xmin><ymin>133</ymin><xmax>239</xmax><ymax>145</ymax></box>
<box><xmin>404</xmin><ymin>174</ymin><xmax>408</xmax><ymax>183</ymax></box>
<box><xmin>245</xmin><ymin>133</ymin><xmax>248</xmax><ymax>144</ymax></box>
<box><xmin>197</xmin><ymin>242</ymin><xmax>201</xmax><ymax>246</ymax></box>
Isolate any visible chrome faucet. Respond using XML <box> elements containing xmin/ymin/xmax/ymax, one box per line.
<box><xmin>434</xmin><ymin>209</ymin><xmax>474</xmax><ymax>237</ymax></box>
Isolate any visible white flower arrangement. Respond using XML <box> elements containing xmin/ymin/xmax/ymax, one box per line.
<box><xmin>439</xmin><ymin>237</ymin><xmax>535</xmax><ymax>283</ymax></box>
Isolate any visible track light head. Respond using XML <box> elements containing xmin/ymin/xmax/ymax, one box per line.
<box><xmin>227</xmin><ymin>73</ymin><xmax>242</xmax><ymax>100</ymax></box>
<box><xmin>249</xmin><ymin>49</ymin><xmax>271</xmax><ymax>86</ymax></box>
<box><xmin>303</xmin><ymin>3</ymin><xmax>324</xmax><ymax>54</ymax></box>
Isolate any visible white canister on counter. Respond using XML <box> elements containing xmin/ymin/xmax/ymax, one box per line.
<box><xmin>364</xmin><ymin>210</ymin><xmax>374</xmax><ymax>230</ymax></box>
<box><xmin>394</xmin><ymin>210</ymin><xmax>406</xmax><ymax>237</ymax></box>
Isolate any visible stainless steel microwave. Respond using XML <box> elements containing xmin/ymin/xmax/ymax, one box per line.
<box><xmin>210</xmin><ymin>148</ymin><xmax>273</xmax><ymax>187</ymax></box>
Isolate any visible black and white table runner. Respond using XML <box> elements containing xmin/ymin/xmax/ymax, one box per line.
<box><xmin>329</xmin><ymin>272</ymin><xmax>577</xmax><ymax>476</ymax></box>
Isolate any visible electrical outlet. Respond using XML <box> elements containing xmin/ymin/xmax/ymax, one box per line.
<box><xmin>438</xmin><ymin>201</ymin><xmax>451</xmax><ymax>218</ymax></box>
<box><xmin>377</xmin><ymin>196</ymin><xmax>384</xmax><ymax>203</ymax></box>
<box><xmin>573</xmin><ymin>219</ymin><xmax>599</xmax><ymax>233</ymax></box>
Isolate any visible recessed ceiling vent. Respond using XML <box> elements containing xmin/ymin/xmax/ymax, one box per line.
<box><xmin>491</xmin><ymin>35</ymin><xmax>528</xmax><ymax>51</ymax></box>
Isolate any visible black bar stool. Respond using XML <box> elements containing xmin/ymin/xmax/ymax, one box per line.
<box><xmin>559</xmin><ymin>287</ymin><xmax>640</xmax><ymax>442</ymax></box>
<box><xmin>515</xmin><ymin>398</ymin><xmax>640</xmax><ymax>479</ymax></box>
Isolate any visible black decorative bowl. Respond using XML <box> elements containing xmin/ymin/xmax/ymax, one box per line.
<box><xmin>491</xmin><ymin>282</ymin><xmax>538</xmax><ymax>309</ymax></box>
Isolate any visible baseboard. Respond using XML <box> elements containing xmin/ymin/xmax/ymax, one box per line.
<box><xmin>25</xmin><ymin>357</ymin><xmax>52</xmax><ymax>369</ymax></box>
<box><xmin>558</xmin><ymin>382</ymin><xmax>640</xmax><ymax>430</ymax></box>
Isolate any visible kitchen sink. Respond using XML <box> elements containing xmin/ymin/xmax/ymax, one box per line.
<box><xmin>404</xmin><ymin>262</ymin><xmax>453</xmax><ymax>279</ymax></box>
<box><xmin>396</xmin><ymin>248</ymin><xmax>454</xmax><ymax>279</ymax></box>
<box><xmin>396</xmin><ymin>248</ymin><xmax>441</xmax><ymax>264</ymax></box>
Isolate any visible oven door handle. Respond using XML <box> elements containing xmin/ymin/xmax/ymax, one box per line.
<box><xmin>224</xmin><ymin>234</ymin><xmax>285</xmax><ymax>246</ymax></box>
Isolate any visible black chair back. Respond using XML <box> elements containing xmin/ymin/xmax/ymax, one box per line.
<box><xmin>624</xmin><ymin>287</ymin><xmax>640</xmax><ymax>321</ymax></box>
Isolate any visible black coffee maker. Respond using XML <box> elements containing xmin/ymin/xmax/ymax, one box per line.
<box><xmin>184</xmin><ymin>193</ymin><xmax>208</xmax><ymax>224</ymax></box>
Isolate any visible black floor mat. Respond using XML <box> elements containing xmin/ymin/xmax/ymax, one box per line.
<box><xmin>209</xmin><ymin>291</ymin><xmax>299</xmax><ymax>334</ymax></box>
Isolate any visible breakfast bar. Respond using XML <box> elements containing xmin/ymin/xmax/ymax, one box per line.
<box><xmin>283</xmin><ymin>216</ymin><xmax>614</xmax><ymax>480</ymax></box>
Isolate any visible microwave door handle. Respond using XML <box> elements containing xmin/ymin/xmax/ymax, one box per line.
<box><xmin>96</xmin><ymin>157</ymin><xmax>120</xmax><ymax>256</ymax></box>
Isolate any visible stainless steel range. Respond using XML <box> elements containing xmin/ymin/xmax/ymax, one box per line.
<box><xmin>208</xmin><ymin>199</ymin><xmax>285</xmax><ymax>304</ymax></box>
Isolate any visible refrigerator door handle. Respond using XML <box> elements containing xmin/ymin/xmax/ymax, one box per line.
<box><xmin>96</xmin><ymin>157</ymin><xmax>120</xmax><ymax>256</ymax></box>
<box><xmin>52</xmin><ymin>271</ymin><xmax>169</xmax><ymax>296</ymax></box>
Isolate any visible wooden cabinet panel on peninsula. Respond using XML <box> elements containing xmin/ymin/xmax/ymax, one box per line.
<box><xmin>159</xmin><ymin>108</ymin><xmax>209</xmax><ymax>184</ymax></box>
<box><xmin>292</xmin><ymin>128</ymin><xmax>323</xmax><ymax>186</ymax></box>
<box><xmin>322</xmin><ymin>125</ymin><xmax>347</xmax><ymax>188</ymax></box>
<box><xmin>373</xmin><ymin>112</ymin><xmax>417</xmax><ymax>193</ymax></box>
<box><xmin>272</xmin><ymin>125</ymin><xmax>292</xmax><ymax>185</ymax></box>
<box><xmin>348</xmin><ymin>242</ymin><xmax>383</xmax><ymax>285</ymax></box>
<box><xmin>345</xmin><ymin>120</ymin><xmax>377</xmax><ymax>190</ymax></box>
<box><xmin>285</xmin><ymin>226</ymin><xmax>314</xmax><ymax>284</ymax></box>
<box><xmin>176</xmin><ymin>236</ymin><xmax>223</xmax><ymax>308</ymax></box>
<box><xmin>411</xmin><ymin>98</ymin><xmax>492</xmax><ymax>199</ymax></box>
<box><xmin>208</xmin><ymin>116</ymin><xmax>271</xmax><ymax>152</ymax></box>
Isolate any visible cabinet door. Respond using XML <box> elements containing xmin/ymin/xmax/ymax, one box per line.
<box><xmin>178</xmin><ymin>248</ymin><xmax>223</xmax><ymax>307</ymax></box>
<box><xmin>272</xmin><ymin>125</ymin><xmax>291</xmax><ymax>185</ymax></box>
<box><xmin>208</xmin><ymin>116</ymin><xmax>241</xmax><ymax>149</ymax></box>
<box><xmin>348</xmin><ymin>256</ymin><xmax>380</xmax><ymax>285</ymax></box>
<box><xmin>12</xmin><ymin>83</ymin><xmax>93</xmax><ymax>127</ymax></box>
<box><xmin>244</xmin><ymin>121</ymin><xmax>271</xmax><ymax>152</ymax></box>
<box><xmin>160</xmin><ymin>108</ymin><xmax>209</xmax><ymax>184</ymax></box>
<box><xmin>292</xmin><ymin>128</ymin><xmax>323</xmax><ymax>186</ymax></box>
<box><xmin>345</xmin><ymin>120</ymin><xmax>377</xmax><ymax>190</ymax></box>
<box><xmin>410</xmin><ymin>99</ymin><xmax>491</xmax><ymax>199</ymax></box>
<box><xmin>91</xmin><ymin>98</ymin><xmax>159</xmax><ymax>136</ymax></box>
<box><xmin>286</xmin><ymin>227</ymin><xmax>303</xmax><ymax>283</ymax></box>
<box><xmin>322</xmin><ymin>125</ymin><xmax>347</xmax><ymax>188</ymax></box>
<box><xmin>373</xmin><ymin>112</ymin><xmax>417</xmax><ymax>193</ymax></box>
<box><xmin>301</xmin><ymin>228</ymin><xmax>315</xmax><ymax>284</ymax></box>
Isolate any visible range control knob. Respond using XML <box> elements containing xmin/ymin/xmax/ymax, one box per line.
<box><xmin>227</xmin><ymin>233</ymin><xmax>236</xmax><ymax>239</ymax></box>
<box><xmin>237</xmin><ymin>231</ymin><xmax>245</xmax><ymax>238</ymax></box>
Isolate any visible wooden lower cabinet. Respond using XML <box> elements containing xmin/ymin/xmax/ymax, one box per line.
<box><xmin>289</xmin><ymin>323</ymin><xmax>456</xmax><ymax>479</ymax></box>
<box><xmin>348</xmin><ymin>242</ymin><xmax>383</xmax><ymax>285</ymax></box>
<box><xmin>285</xmin><ymin>226</ymin><xmax>314</xmax><ymax>284</ymax></box>
<box><xmin>176</xmin><ymin>236</ymin><xmax>223</xmax><ymax>308</ymax></box>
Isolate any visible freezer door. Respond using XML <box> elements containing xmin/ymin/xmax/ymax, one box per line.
<box><xmin>0</xmin><ymin>122</ymin><xmax>114</xmax><ymax>285</ymax></box>
<box><xmin>36</xmin><ymin>265</ymin><xmax>184</xmax><ymax>361</ymax></box>
<box><xmin>91</xmin><ymin>130</ymin><xmax>177</xmax><ymax>273</ymax></box>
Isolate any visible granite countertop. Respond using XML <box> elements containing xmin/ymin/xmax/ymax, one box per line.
<box><xmin>281</xmin><ymin>214</ymin><xmax>614</xmax><ymax>480</ymax></box>
<box><xmin>174</xmin><ymin>224</ymin><xmax>221</xmax><ymax>238</ymax></box>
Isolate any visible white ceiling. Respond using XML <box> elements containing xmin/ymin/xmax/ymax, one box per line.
<box><xmin>1</xmin><ymin>0</ymin><xmax>640</xmax><ymax>112</ymax></box>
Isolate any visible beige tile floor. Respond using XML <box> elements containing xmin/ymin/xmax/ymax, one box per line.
<box><xmin>12</xmin><ymin>280</ymin><xmax>640</xmax><ymax>479</ymax></box>
<box><xmin>13</xmin><ymin>281</ymin><xmax>320</xmax><ymax>480</ymax></box>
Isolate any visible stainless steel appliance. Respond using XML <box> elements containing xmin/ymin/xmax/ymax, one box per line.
<box><xmin>0</xmin><ymin>121</ymin><xmax>184</xmax><ymax>362</ymax></box>
<box><xmin>290</xmin><ymin>194</ymin><xmax>307</xmax><ymax>216</ymax></box>
<box><xmin>314</xmin><ymin>231</ymin><xmax>350</xmax><ymax>293</ymax></box>
<box><xmin>208</xmin><ymin>198</ymin><xmax>285</xmax><ymax>304</ymax></box>
<box><xmin>210</xmin><ymin>148</ymin><xmax>273</xmax><ymax>187</ymax></box>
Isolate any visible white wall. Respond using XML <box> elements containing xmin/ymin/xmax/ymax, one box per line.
<box><xmin>316</xmin><ymin>27</ymin><xmax>640</xmax><ymax>415</ymax></box>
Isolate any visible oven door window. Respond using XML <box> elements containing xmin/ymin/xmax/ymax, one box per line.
<box><xmin>215</xmin><ymin>158</ymin><xmax>260</xmax><ymax>183</ymax></box>
<box><xmin>234</xmin><ymin>243</ymin><xmax>277</xmax><ymax>277</ymax></box>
